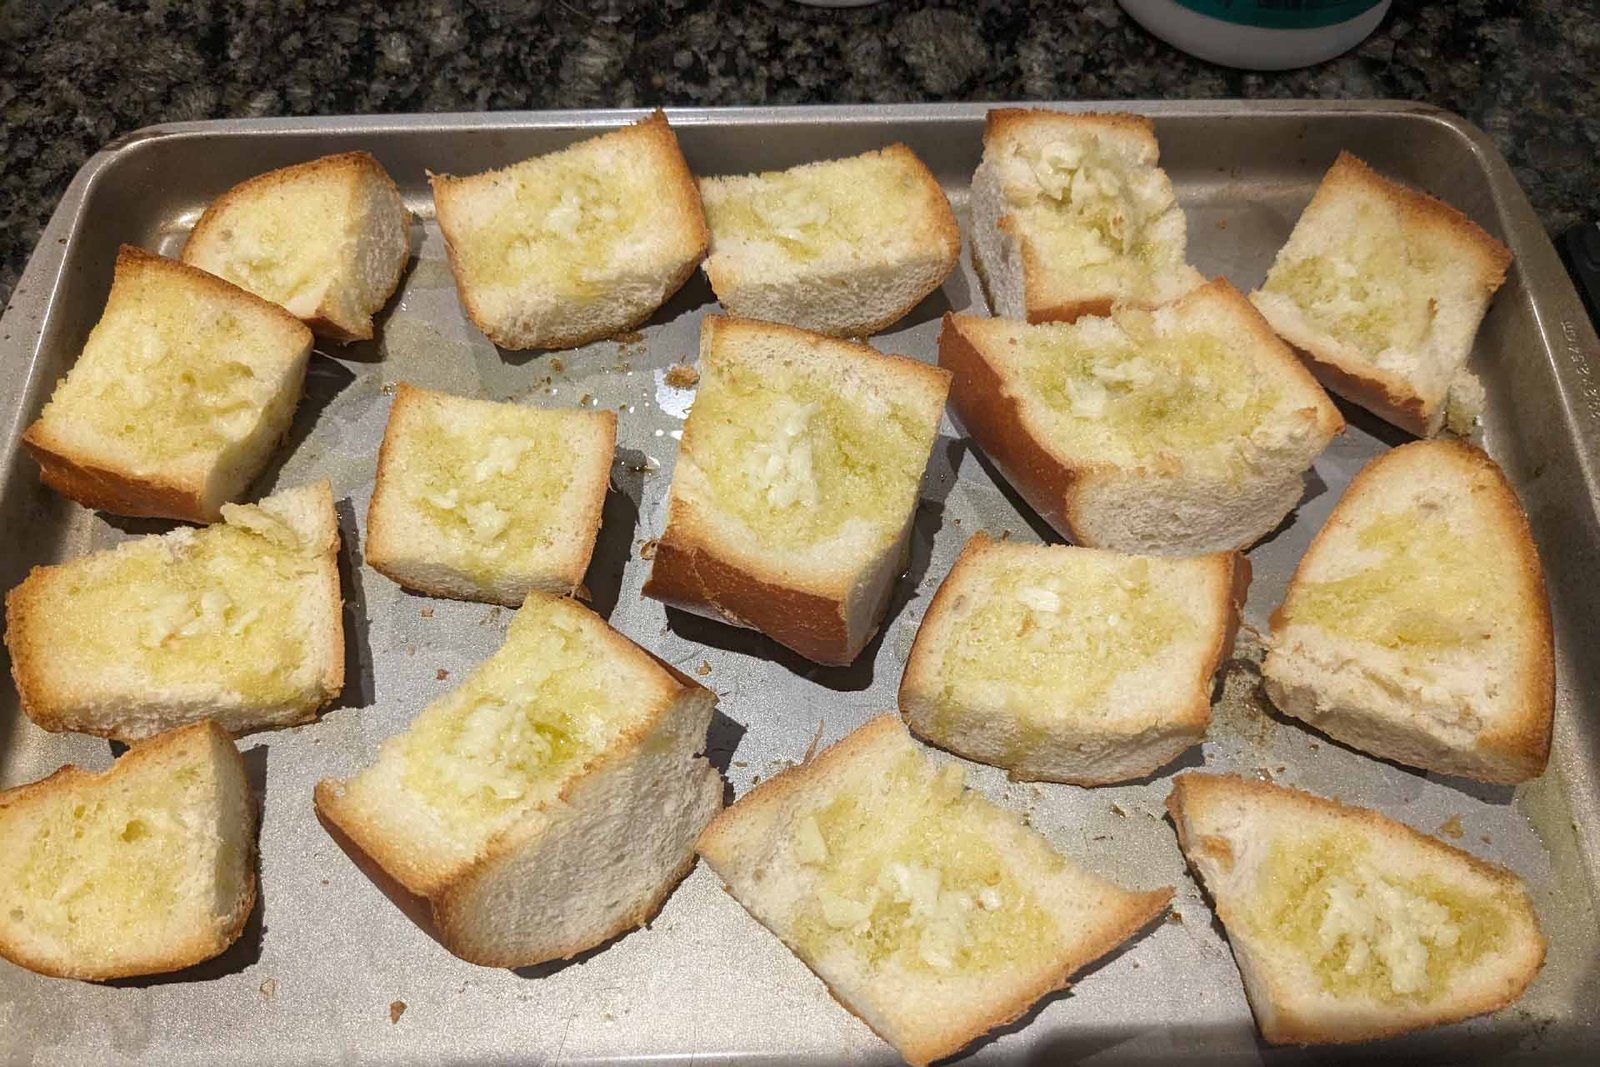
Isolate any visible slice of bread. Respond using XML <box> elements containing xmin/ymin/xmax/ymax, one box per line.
<box><xmin>900</xmin><ymin>532</ymin><xmax>1248</xmax><ymax>784</ymax></box>
<box><xmin>314</xmin><ymin>594</ymin><xmax>721</xmax><ymax>968</ymax></box>
<box><xmin>940</xmin><ymin>278</ymin><xmax>1343</xmax><ymax>555</ymax></box>
<box><xmin>699</xmin><ymin>143</ymin><xmax>960</xmax><ymax>337</ymax></box>
<box><xmin>6</xmin><ymin>480</ymin><xmax>344</xmax><ymax>743</ymax></box>
<box><xmin>0</xmin><ymin>720</ymin><xmax>257</xmax><ymax>981</ymax></box>
<box><xmin>364</xmin><ymin>384</ymin><xmax>615</xmax><ymax>606</ymax></box>
<box><xmin>21</xmin><ymin>246</ymin><xmax>314</xmax><ymax>522</ymax></box>
<box><xmin>1263</xmin><ymin>440</ymin><xmax>1553</xmax><ymax>783</ymax></box>
<box><xmin>1250</xmin><ymin>153</ymin><xmax>1512</xmax><ymax>437</ymax></box>
<box><xmin>431</xmin><ymin>110</ymin><xmax>708</xmax><ymax>350</ymax></box>
<box><xmin>697</xmin><ymin>715</ymin><xmax>1171</xmax><ymax>1067</ymax></box>
<box><xmin>970</xmin><ymin>108</ymin><xmax>1203</xmax><ymax>323</ymax></box>
<box><xmin>181</xmin><ymin>151</ymin><xmax>413</xmax><ymax>342</ymax></box>
<box><xmin>1166</xmin><ymin>773</ymin><xmax>1545</xmax><ymax>1045</ymax></box>
<box><xmin>642</xmin><ymin>315</ymin><xmax>951</xmax><ymax>665</ymax></box>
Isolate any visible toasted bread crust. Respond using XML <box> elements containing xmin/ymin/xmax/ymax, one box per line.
<box><xmin>1267</xmin><ymin>439</ymin><xmax>1553</xmax><ymax>781</ymax></box>
<box><xmin>699</xmin><ymin>715</ymin><xmax>1172</xmax><ymax>1066</ymax></box>
<box><xmin>0</xmin><ymin>721</ymin><xmax>257</xmax><ymax>981</ymax></box>
<box><xmin>1166</xmin><ymin>773</ymin><xmax>1546</xmax><ymax>1045</ymax></box>
<box><xmin>182</xmin><ymin>151</ymin><xmax>411</xmax><ymax>342</ymax></box>
<box><xmin>898</xmin><ymin>534</ymin><xmax>1249</xmax><ymax>784</ymax></box>
<box><xmin>431</xmin><ymin>110</ymin><xmax>708</xmax><ymax>351</ymax></box>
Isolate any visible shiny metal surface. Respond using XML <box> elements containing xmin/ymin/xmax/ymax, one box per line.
<box><xmin>0</xmin><ymin>102</ymin><xmax>1596</xmax><ymax>1065</ymax></box>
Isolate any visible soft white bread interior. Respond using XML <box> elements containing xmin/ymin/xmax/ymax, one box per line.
<box><xmin>939</xmin><ymin>278</ymin><xmax>1343</xmax><ymax>555</ymax></box>
<box><xmin>642</xmin><ymin>315</ymin><xmax>951</xmax><ymax>665</ymax></box>
<box><xmin>21</xmin><ymin>245</ymin><xmax>313</xmax><ymax>522</ymax></box>
<box><xmin>1262</xmin><ymin>440</ymin><xmax>1553</xmax><ymax>783</ymax></box>
<box><xmin>0</xmin><ymin>720</ymin><xmax>257</xmax><ymax>981</ymax></box>
<box><xmin>1250</xmin><ymin>152</ymin><xmax>1511</xmax><ymax>437</ymax></box>
<box><xmin>431</xmin><ymin>110</ymin><xmax>708</xmax><ymax>350</ymax></box>
<box><xmin>5</xmin><ymin>480</ymin><xmax>344</xmax><ymax>743</ymax></box>
<box><xmin>900</xmin><ymin>532</ymin><xmax>1247</xmax><ymax>785</ymax></box>
<box><xmin>697</xmin><ymin>715</ymin><xmax>1172</xmax><ymax>1067</ymax></box>
<box><xmin>1166</xmin><ymin>773</ymin><xmax>1545</xmax><ymax>1045</ymax></box>
<box><xmin>314</xmin><ymin>594</ymin><xmax>722</xmax><ymax>968</ymax></box>
<box><xmin>181</xmin><ymin>150</ymin><xmax>413</xmax><ymax>342</ymax></box>
<box><xmin>364</xmin><ymin>383</ymin><xmax>616</xmax><ymax>606</ymax></box>
<box><xmin>970</xmin><ymin>108</ymin><xmax>1202</xmax><ymax>323</ymax></box>
<box><xmin>699</xmin><ymin>143</ymin><xmax>960</xmax><ymax>337</ymax></box>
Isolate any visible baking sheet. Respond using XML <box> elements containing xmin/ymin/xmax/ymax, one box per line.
<box><xmin>0</xmin><ymin>102</ymin><xmax>1598</xmax><ymax>1065</ymax></box>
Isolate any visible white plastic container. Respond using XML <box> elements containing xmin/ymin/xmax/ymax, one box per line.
<box><xmin>1118</xmin><ymin>0</ymin><xmax>1391</xmax><ymax>70</ymax></box>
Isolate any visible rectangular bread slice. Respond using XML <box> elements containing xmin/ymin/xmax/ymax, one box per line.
<box><xmin>642</xmin><ymin>315</ymin><xmax>951</xmax><ymax>665</ymax></box>
<box><xmin>1263</xmin><ymin>440</ymin><xmax>1553</xmax><ymax>783</ymax></box>
<box><xmin>314</xmin><ymin>594</ymin><xmax>722</xmax><ymax>968</ymax></box>
<box><xmin>900</xmin><ymin>532</ymin><xmax>1248</xmax><ymax>784</ymax></box>
<box><xmin>697</xmin><ymin>715</ymin><xmax>1172</xmax><ymax>1067</ymax></box>
<box><xmin>1167</xmin><ymin>773</ymin><xmax>1545</xmax><ymax>1045</ymax></box>
<box><xmin>431</xmin><ymin>109</ymin><xmax>708</xmax><ymax>350</ymax></box>
<box><xmin>5</xmin><ymin>480</ymin><xmax>345</xmax><ymax>743</ymax></box>
<box><xmin>699</xmin><ymin>143</ymin><xmax>960</xmax><ymax>337</ymax></box>
<box><xmin>181</xmin><ymin>150</ymin><xmax>413</xmax><ymax>342</ymax></box>
<box><xmin>939</xmin><ymin>278</ymin><xmax>1343</xmax><ymax>555</ymax></box>
<box><xmin>0</xmin><ymin>720</ymin><xmax>257</xmax><ymax>981</ymax></box>
<box><xmin>21</xmin><ymin>245</ymin><xmax>314</xmax><ymax>522</ymax></box>
<box><xmin>364</xmin><ymin>383</ymin><xmax>616</xmax><ymax>606</ymax></box>
<box><xmin>1249</xmin><ymin>152</ymin><xmax>1512</xmax><ymax>437</ymax></box>
<box><xmin>970</xmin><ymin>108</ymin><xmax>1203</xmax><ymax>323</ymax></box>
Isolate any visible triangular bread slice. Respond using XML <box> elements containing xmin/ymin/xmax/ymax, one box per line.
<box><xmin>643</xmin><ymin>315</ymin><xmax>950</xmax><ymax>665</ymax></box>
<box><xmin>431</xmin><ymin>110</ymin><xmax>708</xmax><ymax>350</ymax></box>
<box><xmin>697</xmin><ymin>715</ymin><xmax>1171</xmax><ymax>1067</ymax></box>
<box><xmin>900</xmin><ymin>532</ymin><xmax>1248</xmax><ymax>784</ymax></box>
<box><xmin>1263</xmin><ymin>440</ymin><xmax>1553</xmax><ymax>783</ymax></box>
<box><xmin>5</xmin><ymin>480</ymin><xmax>344</xmax><ymax>742</ymax></box>
<box><xmin>21</xmin><ymin>246</ymin><xmax>313</xmax><ymax>522</ymax></box>
<box><xmin>1249</xmin><ymin>152</ymin><xmax>1511</xmax><ymax>437</ymax></box>
<box><xmin>364</xmin><ymin>383</ymin><xmax>616</xmax><ymax>606</ymax></box>
<box><xmin>315</xmin><ymin>593</ymin><xmax>721</xmax><ymax>968</ymax></box>
<box><xmin>0</xmin><ymin>720</ymin><xmax>257</xmax><ymax>981</ymax></box>
<box><xmin>970</xmin><ymin>108</ymin><xmax>1203</xmax><ymax>323</ymax></box>
<box><xmin>939</xmin><ymin>278</ymin><xmax>1343</xmax><ymax>555</ymax></box>
<box><xmin>1167</xmin><ymin>773</ymin><xmax>1545</xmax><ymax>1045</ymax></box>
<box><xmin>699</xmin><ymin>143</ymin><xmax>960</xmax><ymax>337</ymax></box>
<box><xmin>181</xmin><ymin>150</ymin><xmax>413</xmax><ymax>342</ymax></box>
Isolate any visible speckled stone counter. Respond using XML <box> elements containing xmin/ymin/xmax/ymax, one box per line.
<box><xmin>0</xmin><ymin>0</ymin><xmax>1595</xmax><ymax>306</ymax></box>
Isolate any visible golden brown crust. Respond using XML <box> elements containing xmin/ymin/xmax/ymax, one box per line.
<box><xmin>182</xmin><ymin>151</ymin><xmax>410</xmax><ymax>342</ymax></box>
<box><xmin>983</xmin><ymin>108</ymin><xmax>1156</xmax><ymax>149</ymax></box>
<box><xmin>431</xmin><ymin>110</ymin><xmax>708</xmax><ymax>352</ymax></box>
<box><xmin>1270</xmin><ymin>440</ymin><xmax>1552</xmax><ymax>781</ymax></box>
<box><xmin>1166</xmin><ymin>772</ymin><xmax>1547</xmax><ymax>1046</ymax></box>
<box><xmin>699</xmin><ymin>714</ymin><xmax>1172</xmax><ymax>1066</ymax></box>
<box><xmin>937</xmin><ymin>312</ymin><xmax>1089</xmax><ymax>540</ymax></box>
<box><xmin>0</xmin><ymin>720</ymin><xmax>257</xmax><ymax>981</ymax></box>
<box><xmin>1285</xmin><ymin>340</ymin><xmax>1434</xmax><ymax>438</ymax></box>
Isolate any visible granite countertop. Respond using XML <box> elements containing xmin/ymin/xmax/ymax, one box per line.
<box><xmin>0</xmin><ymin>0</ymin><xmax>1595</xmax><ymax>307</ymax></box>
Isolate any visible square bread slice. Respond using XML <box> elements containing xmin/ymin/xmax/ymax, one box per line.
<box><xmin>181</xmin><ymin>150</ymin><xmax>413</xmax><ymax>342</ymax></box>
<box><xmin>970</xmin><ymin>108</ymin><xmax>1203</xmax><ymax>323</ymax></box>
<box><xmin>314</xmin><ymin>594</ymin><xmax>722</xmax><ymax>968</ymax></box>
<box><xmin>5</xmin><ymin>480</ymin><xmax>345</xmax><ymax>743</ymax></box>
<box><xmin>642</xmin><ymin>315</ymin><xmax>951</xmax><ymax>665</ymax></box>
<box><xmin>697</xmin><ymin>715</ymin><xmax>1172</xmax><ymax>1067</ymax></box>
<box><xmin>431</xmin><ymin>110</ymin><xmax>708</xmax><ymax>350</ymax></box>
<box><xmin>1249</xmin><ymin>152</ymin><xmax>1512</xmax><ymax>437</ymax></box>
<box><xmin>899</xmin><ymin>532</ymin><xmax>1248</xmax><ymax>785</ymax></box>
<box><xmin>364</xmin><ymin>384</ymin><xmax>616</xmax><ymax>606</ymax></box>
<box><xmin>939</xmin><ymin>278</ymin><xmax>1343</xmax><ymax>555</ymax></box>
<box><xmin>1167</xmin><ymin>773</ymin><xmax>1545</xmax><ymax>1045</ymax></box>
<box><xmin>1263</xmin><ymin>440</ymin><xmax>1553</xmax><ymax>784</ymax></box>
<box><xmin>699</xmin><ymin>143</ymin><xmax>960</xmax><ymax>337</ymax></box>
<box><xmin>21</xmin><ymin>245</ymin><xmax>314</xmax><ymax>522</ymax></box>
<box><xmin>0</xmin><ymin>720</ymin><xmax>257</xmax><ymax>981</ymax></box>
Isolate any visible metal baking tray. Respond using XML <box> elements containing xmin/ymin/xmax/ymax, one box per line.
<box><xmin>1</xmin><ymin>102</ymin><xmax>1597</xmax><ymax>1066</ymax></box>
